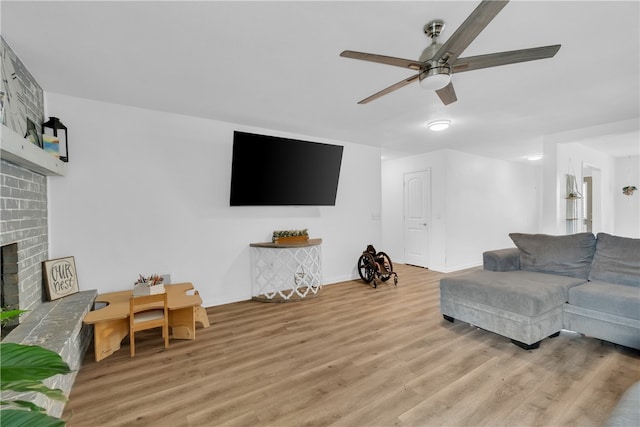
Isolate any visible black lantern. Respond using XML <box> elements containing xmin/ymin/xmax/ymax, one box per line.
<box><xmin>42</xmin><ymin>117</ymin><xmax>68</xmax><ymax>162</ymax></box>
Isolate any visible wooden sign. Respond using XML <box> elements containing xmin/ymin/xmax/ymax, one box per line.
<box><xmin>43</xmin><ymin>256</ymin><xmax>79</xmax><ymax>300</ymax></box>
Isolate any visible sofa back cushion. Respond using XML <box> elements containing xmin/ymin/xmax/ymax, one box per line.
<box><xmin>509</xmin><ymin>232</ymin><xmax>596</xmax><ymax>279</ymax></box>
<box><xmin>589</xmin><ymin>233</ymin><xmax>640</xmax><ymax>287</ymax></box>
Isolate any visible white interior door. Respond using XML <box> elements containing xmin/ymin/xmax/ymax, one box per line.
<box><xmin>404</xmin><ymin>170</ymin><xmax>430</xmax><ymax>268</ymax></box>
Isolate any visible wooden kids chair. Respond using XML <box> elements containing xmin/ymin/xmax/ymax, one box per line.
<box><xmin>129</xmin><ymin>293</ymin><xmax>169</xmax><ymax>357</ymax></box>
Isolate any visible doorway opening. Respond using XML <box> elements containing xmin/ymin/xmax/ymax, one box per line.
<box><xmin>582</xmin><ymin>164</ymin><xmax>601</xmax><ymax>233</ymax></box>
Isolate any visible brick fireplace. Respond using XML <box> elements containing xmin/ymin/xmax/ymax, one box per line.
<box><xmin>1</xmin><ymin>157</ymin><xmax>97</xmax><ymax>417</ymax></box>
<box><xmin>0</xmin><ymin>159</ymin><xmax>49</xmax><ymax>332</ymax></box>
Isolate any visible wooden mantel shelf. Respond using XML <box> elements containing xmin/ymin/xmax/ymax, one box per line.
<box><xmin>1</xmin><ymin>124</ymin><xmax>67</xmax><ymax>176</ymax></box>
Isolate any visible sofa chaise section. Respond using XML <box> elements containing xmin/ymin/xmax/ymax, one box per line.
<box><xmin>441</xmin><ymin>269</ymin><xmax>587</xmax><ymax>349</ymax></box>
<box><xmin>440</xmin><ymin>232</ymin><xmax>602</xmax><ymax>350</ymax></box>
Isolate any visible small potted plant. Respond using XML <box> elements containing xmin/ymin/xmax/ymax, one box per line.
<box><xmin>272</xmin><ymin>229</ymin><xmax>309</xmax><ymax>244</ymax></box>
<box><xmin>622</xmin><ymin>185</ymin><xmax>637</xmax><ymax>196</ymax></box>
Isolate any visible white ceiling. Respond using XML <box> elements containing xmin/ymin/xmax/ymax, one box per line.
<box><xmin>2</xmin><ymin>1</ymin><xmax>638</xmax><ymax>162</ymax></box>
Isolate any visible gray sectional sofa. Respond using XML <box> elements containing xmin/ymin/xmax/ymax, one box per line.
<box><xmin>440</xmin><ymin>232</ymin><xmax>640</xmax><ymax>350</ymax></box>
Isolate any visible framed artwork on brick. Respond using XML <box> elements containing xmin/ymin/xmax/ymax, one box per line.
<box><xmin>0</xmin><ymin>36</ymin><xmax>45</xmax><ymax>137</ymax></box>
<box><xmin>43</xmin><ymin>256</ymin><xmax>79</xmax><ymax>301</ymax></box>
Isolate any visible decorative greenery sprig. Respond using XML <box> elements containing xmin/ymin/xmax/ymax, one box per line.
<box><xmin>622</xmin><ymin>185</ymin><xmax>637</xmax><ymax>196</ymax></box>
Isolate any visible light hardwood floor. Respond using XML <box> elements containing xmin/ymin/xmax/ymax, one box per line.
<box><xmin>62</xmin><ymin>265</ymin><xmax>639</xmax><ymax>426</ymax></box>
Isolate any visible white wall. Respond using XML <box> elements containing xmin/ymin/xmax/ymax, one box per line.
<box><xmin>46</xmin><ymin>94</ymin><xmax>382</xmax><ymax>307</ymax></box>
<box><xmin>614</xmin><ymin>155</ymin><xmax>640</xmax><ymax>237</ymax></box>
<box><xmin>558</xmin><ymin>142</ymin><xmax>615</xmax><ymax>234</ymax></box>
<box><xmin>381</xmin><ymin>149</ymin><xmax>539</xmax><ymax>272</ymax></box>
<box><xmin>541</xmin><ymin>121</ymin><xmax>638</xmax><ymax>236</ymax></box>
<box><xmin>444</xmin><ymin>150</ymin><xmax>539</xmax><ymax>270</ymax></box>
<box><xmin>44</xmin><ymin>94</ymin><xmax>636</xmax><ymax>296</ymax></box>
<box><xmin>543</xmin><ymin>139</ymin><xmax>618</xmax><ymax>235</ymax></box>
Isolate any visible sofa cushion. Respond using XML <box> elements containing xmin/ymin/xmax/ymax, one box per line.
<box><xmin>440</xmin><ymin>270</ymin><xmax>587</xmax><ymax>317</ymax></box>
<box><xmin>483</xmin><ymin>248</ymin><xmax>521</xmax><ymax>272</ymax></box>
<box><xmin>589</xmin><ymin>233</ymin><xmax>640</xmax><ymax>287</ymax></box>
<box><xmin>509</xmin><ymin>232</ymin><xmax>596</xmax><ymax>279</ymax></box>
<box><xmin>569</xmin><ymin>281</ymin><xmax>640</xmax><ymax>320</ymax></box>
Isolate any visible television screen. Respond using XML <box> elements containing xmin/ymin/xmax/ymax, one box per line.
<box><xmin>230</xmin><ymin>131</ymin><xmax>343</xmax><ymax>206</ymax></box>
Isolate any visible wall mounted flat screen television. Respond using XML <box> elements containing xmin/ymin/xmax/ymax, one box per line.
<box><xmin>230</xmin><ymin>131</ymin><xmax>344</xmax><ymax>206</ymax></box>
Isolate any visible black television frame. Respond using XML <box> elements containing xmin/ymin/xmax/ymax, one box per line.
<box><xmin>230</xmin><ymin>131</ymin><xmax>344</xmax><ymax>206</ymax></box>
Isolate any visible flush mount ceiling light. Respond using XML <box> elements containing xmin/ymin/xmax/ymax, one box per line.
<box><xmin>527</xmin><ymin>154</ymin><xmax>543</xmax><ymax>161</ymax></box>
<box><xmin>427</xmin><ymin>120</ymin><xmax>451</xmax><ymax>131</ymax></box>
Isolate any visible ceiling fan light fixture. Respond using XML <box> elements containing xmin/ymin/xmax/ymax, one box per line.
<box><xmin>427</xmin><ymin>120</ymin><xmax>451</xmax><ymax>131</ymax></box>
<box><xmin>341</xmin><ymin>1</ymin><xmax>560</xmax><ymax>105</ymax></box>
<box><xmin>419</xmin><ymin>66</ymin><xmax>451</xmax><ymax>91</ymax></box>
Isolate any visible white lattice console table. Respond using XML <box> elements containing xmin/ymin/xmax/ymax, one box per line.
<box><xmin>250</xmin><ymin>238</ymin><xmax>322</xmax><ymax>302</ymax></box>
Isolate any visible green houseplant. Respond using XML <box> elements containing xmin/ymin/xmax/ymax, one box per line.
<box><xmin>1</xmin><ymin>309</ymin><xmax>70</xmax><ymax>427</ymax></box>
<box><xmin>272</xmin><ymin>229</ymin><xmax>309</xmax><ymax>243</ymax></box>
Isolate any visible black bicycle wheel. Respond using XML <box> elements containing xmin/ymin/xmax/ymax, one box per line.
<box><xmin>357</xmin><ymin>253</ymin><xmax>375</xmax><ymax>283</ymax></box>
<box><xmin>378</xmin><ymin>252</ymin><xmax>394</xmax><ymax>281</ymax></box>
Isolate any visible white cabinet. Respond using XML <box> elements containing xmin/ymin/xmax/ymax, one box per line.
<box><xmin>250</xmin><ymin>239</ymin><xmax>323</xmax><ymax>302</ymax></box>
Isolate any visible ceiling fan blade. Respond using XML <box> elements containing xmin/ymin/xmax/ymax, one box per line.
<box><xmin>452</xmin><ymin>44</ymin><xmax>561</xmax><ymax>73</ymax></box>
<box><xmin>432</xmin><ymin>0</ymin><xmax>509</xmax><ymax>64</ymax></box>
<box><xmin>340</xmin><ymin>50</ymin><xmax>423</xmax><ymax>70</ymax></box>
<box><xmin>436</xmin><ymin>82</ymin><xmax>458</xmax><ymax>105</ymax></box>
<box><xmin>357</xmin><ymin>74</ymin><xmax>420</xmax><ymax>104</ymax></box>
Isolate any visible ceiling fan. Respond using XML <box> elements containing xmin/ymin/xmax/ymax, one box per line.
<box><xmin>340</xmin><ymin>0</ymin><xmax>561</xmax><ymax>105</ymax></box>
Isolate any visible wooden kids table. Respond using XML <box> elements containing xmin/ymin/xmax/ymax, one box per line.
<box><xmin>83</xmin><ymin>282</ymin><xmax>209</xmax><ymax>361</ymax></box>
